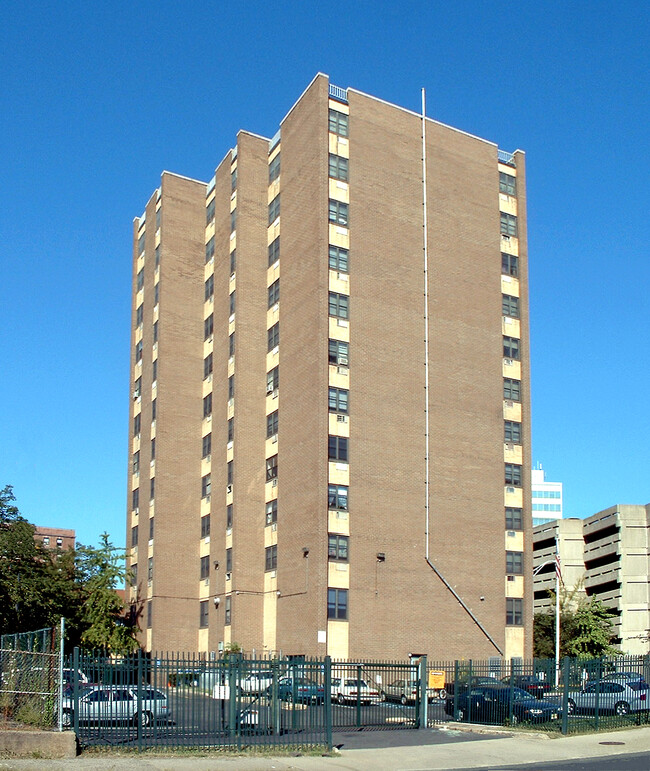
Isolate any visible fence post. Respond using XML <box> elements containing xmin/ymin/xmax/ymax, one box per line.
<box><xmin>136</xmin><ymin>649</ymin><xmax>143</xmax><ymax>751</ymax></box>
<box><xmin>270</xmin><ymin>659</ymin><xmax>280</xmax><ymax>736</ymax></box>
<box><xmin>508</xmin><ymin>659</ymin><xmax>515</xmax><ymax>726</ymax></box>
<box><xmin>561</xmin><ymin>657</ymin><xmax>570</xmax><ymax>735</ymax></box>
<box><xmin>72</xmin><ymin>647</ymin><xmax>80</xmax><ymax>739</ymax></box>
<box><xmin>227</xmin><ymin>656</ymin><xmax>237</xmax><ymax>742</ymax></box>
<box><xmin>324</xmin><ymin>656</ymin><xmax>332</xmax><ymax>750</ymax></box>
<box><xmin>453</xmin><ymin>660</ymin><xmax>459</xmax><ymax>720</ymax></box>
<box><xmin>418</xmin><ymin>655</ymin><xmax>428</xmax><ymax>729</ymax></box>
<box><xmin>57</xmin><ymin>617</ymin><xmax>65</xmax><ymax>731</ymax></box>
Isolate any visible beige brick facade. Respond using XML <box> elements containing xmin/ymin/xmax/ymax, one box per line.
<box><xmin>127</xmin><ymin>74</ymin><xmax>532</xmax><ymax>661</ymax></box>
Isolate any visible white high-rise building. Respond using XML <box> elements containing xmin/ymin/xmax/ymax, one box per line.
<box><xmin>531</xmin><ymin>464</ymin><xmax>563</xmax><ymax>526</ymax></box>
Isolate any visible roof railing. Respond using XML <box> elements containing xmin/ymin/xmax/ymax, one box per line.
<box><xmin>329</xmin><ymin>84</ymin><xmax>348</xmax><ymax>103</ymax></box>
<box><xmin>498</xmin><ymin>149</ymin><xmax>516</xmax><ymax>166</ymax></box>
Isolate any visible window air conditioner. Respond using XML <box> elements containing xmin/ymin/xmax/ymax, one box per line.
<box><xmin>271</xmin><ymin>435</ymin><xmax>278</xmax><ymax>443</ymax></box>
<box><xmin>205</xmin><ymin>494</ymin><xmax>211</xmax><ymax>503</ymax></box>
<box><xmin>272</xmin><ymin>479</ymin><xmax>278</xmax><ymax>488</ymax></box>
<box><xmin>338</xmin><ymin>355</ymin><xmax>348</xmax><ymax>366</ymax></box>
<box><xmin>266</xmin><ymin>384</ymin><xmax>274</xmax><ymax>394</ymax></box>
<box><xmin>504</xmin><ymin>358</ymin><xmax>513</xmax><ymax>366</ymax></box>
<box><xmin>271</xmin><ymin>523</ymin><xmax>277</xmax><ymax>532</ymax></box>
<box><xmin>226</xmin><ymin>485</ymin><xmax>232</xmax><ymax>494</ymax></box>
<box><xmin>506</xmin><ymin>486</ymin><xmax>515</xmax><ymax>494</ymax></box>
<box><xmin>507</xmin><ymin>531</ymin><xmax>516</xmax><ymax>537</ymax></box>
<box><xmin>225</xmin><ymin>572</ymin><xmax>232</xmax><ymax>581</ymax></box>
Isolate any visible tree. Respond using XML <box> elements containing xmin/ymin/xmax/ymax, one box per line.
<box><xmin>76</xmin><ymin>533</ymin><xmax>138</xmax><ymax>654</ymax></box>
<box><xmin>533</xmin><ymin>584</ymin><xmax>618</xmax><ymax>658</ymax></box>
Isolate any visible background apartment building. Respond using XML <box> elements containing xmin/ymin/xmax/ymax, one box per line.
<box><xmin>127</xmin><ymin>74</ymin><xmax>532</xmax><ymax>661</ymax></box>
<box><xmin>533</xmin><ymin>505</ymin><xmax>650</xmax><ymax>654</ymax></box>
<box><xmin>531</xmin><ymin>464</ymin><xmax>563</xmax><ymax>526</ymax></box>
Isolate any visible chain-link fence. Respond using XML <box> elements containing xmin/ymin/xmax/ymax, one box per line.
<box><xmin>0</xmin><ymin>624</ymin><xmax>63</xmax><ymax>730</ymax></box>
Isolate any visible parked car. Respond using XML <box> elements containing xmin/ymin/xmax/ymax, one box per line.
<box><xmin>445</xmin><ymin>685</ymin><xmax>561</xmax><ymax>725</ymax></box>
<box><xmin>446</xmin><ymin>676</ymin><xmax>502</xmax><ymax>696</ymax></box>
<box><xmin>381</xmin><ymin>679</ymin><xmax>419</xmax><ymax>705</ymax></box>
<box><xmin>500</xmin><ymin>675</ymin><xmax>552</xmax><ymax>699</ymax></box>
<box><xmin>62</xmin><ymin>684</ymin><xmax>171</xmax><ymax>727</ymax></box>
<box><xmin>331</xmin><ymin>677</ymin><xmax>380</xmax><ymax>705</ymax></box>
<box><xmin>601</xmin><ymin>671</ymin><xmax>647</xmax><ymax>683</ymax></box>
<box><xmin>566</xmin><ymin>679</ymin><xmax>649</xmax><ymax>716</ymax></box>
<box><xmin>237</xmin><ymin>672</ymin><xmax>274</xmax><ymax>696</ymax></box>
<box><xmin>270</xmin><ymin>676</ymin><xmax>325</xmax><ymax>704</ymax></box>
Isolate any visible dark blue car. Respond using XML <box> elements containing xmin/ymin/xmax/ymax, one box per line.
<box><xmin>445</xmin><ymin>685</ymin><xmax>561</xmax><ymax>725</ymax></box>
<box><xmin>272</xmin><ymin>676</ymin><xmax>325</xmax><ymax>704</ymax></box>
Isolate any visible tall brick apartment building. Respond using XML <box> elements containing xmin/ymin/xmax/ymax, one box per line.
<box><xmin>127</xmin><ymin>74</ymin><xmax>532</xmax><ymax>661</ymax></box>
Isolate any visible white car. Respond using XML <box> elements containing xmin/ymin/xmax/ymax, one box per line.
<box><xmin>62</xmin><ymin>684</ymin><xmax>170</xmax><ymax>727</ymax></box>
<box><xmin>237</xmin><ymin>672</ymin><xmax>274</xmax><ymax>695</ymax></box>
<box><xmin>331</xmin><ymin>677</ymin><xmax>380</xmax><ymax>705</ymax></box>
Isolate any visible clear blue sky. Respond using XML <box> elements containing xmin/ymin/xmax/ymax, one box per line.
<box><xmin>1</xmin><ymin>1</ymin><xmax>649</xmax><ymax>548</ymax></box>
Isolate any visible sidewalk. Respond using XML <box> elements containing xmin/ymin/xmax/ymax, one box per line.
<box><xmin>0</xmin><ymin>725</ymin><xmax>648</xmax><ymax>770</ymax></box>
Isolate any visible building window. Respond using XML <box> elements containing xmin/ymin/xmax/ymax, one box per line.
<box><xmin>138</xmin><ymin>233</ymin><xmax>146</xmax><ymax>255</ymax></box>
<box><xmin>229</xmin><ymin>291</ymin><xmax>236</xmax><ymax>317</ymax></box>
<box><xmin>206</xmin><ymin>198</ymin><xmax>215</xmax><ymax>224</ymax></box>
<box><xmin>328</xmin><ymin>109</ymin><xmax>349</xmax><ymax>137</ymax></box>
<box><xmin>154</xmin><ymin>283</ymin><xmax>159</xmax><ymax>306</ymax></box>
<box><xmin>505</xmin><ymin>463</ymin><xmax>522</xmax><ymax>486</ymax></box>
<box><xmin>266</xmin><ymin>410</ymin><xmax>279</xmax><ymax>437</ymax></box>
<box><xmin>269</xmin><ymin>153</ymin><xmax>280</xmax><ymax>183</ymax></box>
<box><xmin>155</xmin><ymin>209</ymin><xmax>161</xmax><ymax>229</ymax></box>
<box><xmin>268</xmin><ymin>322</ymin><xmax>280</xmax><ymax>351</ymax></box>
<box><xmin>204</xmin><ymin>314</ymin><xmax>214</xmax><ymax>340</ymax></box>
<box><xmin>133</xmin><ymin>413</ymin><xmax>141</xmax><ymax>437</ymax></box>
<box><xmin>55</xmin><ymin>537</ymin><xmax>62</xmax><ymax>547</ymax></box>
<box><xmin>506</xmin><ymin>551</ymin><xmax>524</xmax><ymax>575</ymax></box>
<box><xmin>199</xmin><ymin>600</ymin><xmax>209</xmax><ymax>628</ymax></box>
<box><xmin>268</xmin><ymin>279</ymin><xmax>280</xmax><ymax>307</ymax></box>
<box><xmin>328</xmin><ymin>200</ymin><xmax>349</xmax><ymax>226</ymax></box>
<box><xmin>131</xmin><ymin>525</ymin><xmax>138</xmax><ymax>547</ymax></box>
<box><xmin>134</xmin><ymin>376</ymin><xmax>142</xmax><ymax>399</ymax></box>
<box><xmin>328</xmin><ymin>339</ymin><xmax>349</xmax><ymax>366</ymax></box>
<box><xmin>227</xmin><ymin>417</ymin><xmax>234</xmax><ymax>443</ymax></box>
<box><xmin>132</xmin><ymin>488</ymin><xmax>139</xmax><ymax>511</ymax></box>
<box><xmin>266</xmin><ymin>454</ymin><xmax>278</xmax><ymax>481</ymax></box>
<box><xmin>502</xmin><ymin>294</ymin><xmax>520</xmax><ymax>318</ymax></box>
<box><xmin>201</xmin><ymin>354</ymin><xmax>212</xmax><ymax>380</ymax></box>
<box><xmin>226</xmin><ymin>504</ymin><xmax>233</xmax><ymax>528</ymax></box>
<box><xmin>506</xmin><ymin>598</ymin><xmax>523</xmax><ymax>626</ymax></box>
<box><xmin>201</xmin><ymin>514</ymin><xmax>210</xmax><ymax>538</ymax></box>
<box><xmin>200</xmin><ymin>555</ymin><xmax>209</xmax><ymax>580</ymax></box>
<box><xmin>230</xmin><ymin>249</ymin><xmax>236</xmax><ymax>275</ymax></box>
<box><xmin>201</xmin><ymin>474</ymin><xmax>211</xmax><ymax>498</ymax></box>
<box><xmin>503</xmin><ymin>378</ymin><xmax>521</xmax><ymax>401</ymax></box>
<box><xmin>328</xmin><ymin>435</ymin><xmax>348</xmax><ymax>462</ymax></box>
<box><xmin>226</xmin><ymin>548</ymin><xmax>232</xmax><ymax>572</ymax></box>
<box><xmin>227</xmin><ymin>460</ymin><xmax>233</xmax><ymax>485</ymax></box>
<box><xmin>504</xmin><ymin>421</ymin><xmax>522</xmax><ymax>443</ymax></box>
<box><xmin>205</xmin><ymin>275</ymin><xmax>214</xmax><ymax>302</ymax></box>
<box><xmin>328</xmin><ymin>292</ymin><xmax>349</xmax><ymax>319</ymax></box>
<box><xmin>500</xmin><ymin>212</ymin><xmax>518</xmax><ymax>237</ymax></box>
<box><xmin>203</xmin><ymin>394</ymin><xmax>212</xmax><ymax>419</ymax></box>
<box><xmin>229</xmin><ymin>332</ymin><xmax>235</xmax><ymax>358</ymax></box>
<box><xmin>149</xmin><ymin>477</ymin><xmax>155</xmax><ymax>500</ymax></box>
<box><xmin>202</xmin><ymin>433</ymin><xmax>211</xmax><ymax>458</ymax></box>
<box><xmin>328</xmin><ymin>534</ymin><xmax>349</xmax><ymax>561</ymax></box>
<box><xmin>153</xmin><ymin>321</ymin><xmax>158</xmax><ymax>344</ymax></box>
<box><xmin>135</xmin><ymin>340</ymin><xmax>143</xmax><ymax>363</ymax></box>
<box><xmin>42</xmin><ymin>536</ymin><xmax>50</xmax><ymax>546</ymax></box>
<box><xmin>502</xmin><ymin>253</ymin><xmax>519</xmax><ymax>277</ymax></box>
<box><xmin>328</xmin><ymin>387</ymin><xmax>349</xmax><ymax>414</ymax></box>
<box><xmin>266</xmin><ymin>367</ymin><xmax>280</xmax><ymax>394</ymax></box>
<box><xmin>328</xmin><ymin>154</ymin><xmax>349</xmax><ymax>181</ymax></box>
<box><xmin>149</xmin><ymin>517</ymin><xmax>154</xmax><ymax>541</ymax></box>
<box><xmin>505</xmin><ymin>507</ymin><xmax>523</xmax><ymax>530</ymax></box>
<box><xmin>152</xmin><ymin>359</ymin><xmax>157</xmax><ymax>383</ymax></box>
<box><xmin>268</xmin><ymin>236</ymin><xmax>280</xmax><ymax>266</ymax></box>
<box><xmin>132</xmin><ymin>451</ymin><xmax>140</xmax><ymax>474</ymax></box>
<box><xmin>268</xmin><ymin>195</ymin><xmax>280</xmax><ymax>224</ymax></box>
<box><xmin>150</xmin><ymin>438</ymin><xmax>155</xmax><ymax>461</ymax></box>
<box><xmin>136</xmin><ymin>304</ymin><xmax>143</xmax><ymax>327</ymax></box>
<box><xmin>503</xmin><ymin>336</ymin><xmax>520</xmax><ymax>360</ymax></box>
<box><xmin>224</xmin><ymin>596</ymin><xmax>231</xmax><ymax>625</ymax></box>
<box><xmin>228</xmin><ymin>375</ymin><xmax>234</xmax><ymax>400</ymax></box>
<box><xmin>151</xmin><ymin>398</ymin><xmax>156</xmax><ymax>421</ymax></box>
<box><xmin>146</xmin><ymin>601</ymin><xmax>152</xmax><ymax>629</ymax></box>
<box><xmin>327</xmin><ymin>588</ymin><xmax>348</xmax><ymax>620</ymax></box>
<box><xmin>147</xmin><ymin>556</ymin><xmax>153</xmax><ymax>581</ymax></box>
<box><xmin>137</xmin><ymin>268</ymin><xmax>144</xmax><ymax>291</ymax></box>
<box><xmin>205</xmin><ymin>236</ymin><xmax>215</xmax><ymax>263</ymax></box>
<box><xmin>499</xmin><ymin>172</ymin><xmax>516</xmax><ymax>196</ymax></box>
<box><xmin>231</xmin><ymin>167</ymin><xmax>237</xmax><ymax>192</ymax></box>
<box><xmin>230</xmin><ymin>209</ymin><xmax>236</xmax><ymax>233</ymax></box>
<box><xmin>266</xmin><ymin>499</ymin><xmax>277</xmax><ymax>525</ymax></box>
<box><xmin>328</xmin><ymin>484</ymin><xmax>348</xmax><ymax>510</ymax></box>
<box><xmin>265</xmin><ymin>545</ymin><xmax>277</xmax><ymax>571</ymax></box>
<box><xmin>130</xmin><ymin>563</ymin><xmax>137</xmax><ymax>587</ymax></box>
<box><xmin>329</xmin><ymin>246</ymin><xmax>349</xmax><ymax>272</ymax></box>
<box><xmin>155</xmin><ymin>245</ymin><xmax>160</xmax><ymax>268</ymax></box>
